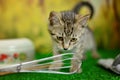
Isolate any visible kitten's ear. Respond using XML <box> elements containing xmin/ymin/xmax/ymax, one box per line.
<box><xmin>77</xmin><ymin>14</ymin><xmax>90</xmax><ymax>27</ymax></box>
<box><xmin>49</xmin><ymin>11</ymin><xmax>61</xmax><ymax>26</ymax></box>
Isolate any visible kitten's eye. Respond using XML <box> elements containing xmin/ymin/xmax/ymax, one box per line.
<box><xmin>57</xmin><ymin>36</ymin><xmax>63</xmax><ymax>41</ymax></box>
<box><xmin>71</xmin><ymin>38</ymin><xmax>77</xmax><ymax>42</ymax></box>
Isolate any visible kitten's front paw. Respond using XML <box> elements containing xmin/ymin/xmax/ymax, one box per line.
<box><xmin>77</xmin><ymin>68</ymin><xmax>82</xmax><ymax>73</ymax></box>
<box><xmin>70</xmin><ymin>67</ymin><xmax>82</xmax><ymax>73</ymax></box>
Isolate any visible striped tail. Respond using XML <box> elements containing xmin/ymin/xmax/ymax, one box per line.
<box><xmin>72</xmin><ymin>1</ymin><xmax>94</xmax><ymax>19</ymax></box>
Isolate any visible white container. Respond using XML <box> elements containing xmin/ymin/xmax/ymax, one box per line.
<box><xmin>0</xmin><ymin>38</ymin><xmax>35</xmax><ymax>66</ymax></box>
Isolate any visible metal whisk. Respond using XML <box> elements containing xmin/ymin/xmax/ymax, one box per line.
<box><xmin>0</xmin><ymin>53</ymin><xmax>81</xmax><ymax>75</ymax></box>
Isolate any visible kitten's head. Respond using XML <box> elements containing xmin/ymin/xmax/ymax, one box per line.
<box><xmin>48</xmin><ymin>11</ymin><xmax>90</xmax><ymax>50</ymax></box>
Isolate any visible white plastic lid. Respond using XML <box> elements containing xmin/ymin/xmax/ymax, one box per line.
<box><xmin>0</xmin><ymin>38</ymin><xmax>34</xmax><ymax>49</ymax></box>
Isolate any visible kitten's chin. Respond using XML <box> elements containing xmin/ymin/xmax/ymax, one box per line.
<box><xmin>58</xmin><ymin>47</ymin><xmax>73</xmax><ymax>52</ymax></box>
<box><xmin>57</xmin><ymin>46</ymin><xmax>74</xmax><ymax>51</ymax></box>
<box><xmin>59</xmin><ymin>49</ymin><xmax>72</xmax><ymax>53</ymax></box>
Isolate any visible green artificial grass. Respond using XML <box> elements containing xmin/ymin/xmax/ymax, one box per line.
<box><xmin>0</xmin><ymin>49</ymin><xmax>120</xmax><ymax>80</ymax></box>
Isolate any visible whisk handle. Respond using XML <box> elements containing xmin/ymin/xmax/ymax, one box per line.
<box><xmin>0</xmin><ymin>71</ymin><xmax>15</xmax><ymax>75</ymax></box>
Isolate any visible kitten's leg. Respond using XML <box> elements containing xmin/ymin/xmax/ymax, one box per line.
<box><xmin>85</xmin><ymin>28</ymin><xmax>100</xmax><ymax>58</ymax></box>
<box><xmin>49</xmin><ymin>50</ymin><xmax>63</xmax><ymax>71</ymax></box>
<box><xmin>91</xmin><ymin>48</ymin><xmax>100</xmax><ymax>58</ymax></box>
<box><xmin>91</xmin><ymin>37</ymin><xmax>100</xmax><ymax>58</ymax></box>
<box><xmin>70</xmin><ymin>53</ymin><xmax>83</xmax><ymax>73</ymax></box>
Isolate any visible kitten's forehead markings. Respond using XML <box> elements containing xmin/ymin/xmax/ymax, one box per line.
<box><xmin>61</xmin><ymin>11</ymin><xmax>76</xmax><ymax>36</ymax></box>
<box><xmin>59</xmin><ymin>33</ymin><xmax>63</xmax><ymax>36</ymax></box>
<box><xmin>62</xmin><ymin>33</ymin><xmax>64</xmax><ymax>36</ymax></box>
<box><xmin>73</xmin><ymin>34</ymin><xmax>76</xmax><ymax>37</ymax></box>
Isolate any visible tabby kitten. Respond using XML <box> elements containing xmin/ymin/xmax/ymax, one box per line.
<box><xmin>48</xmin><ymin>1</ymin><xmax>99</xmax><ymax>72</ymax></box>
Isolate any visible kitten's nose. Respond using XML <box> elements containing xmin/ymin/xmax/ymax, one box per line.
<box><xmin>64</xmin><ymin>48</ymin><xmax>68</xmax><ymax>50</ymax></box>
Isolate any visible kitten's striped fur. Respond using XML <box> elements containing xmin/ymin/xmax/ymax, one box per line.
<box><xmin>48</xmin><ymin>1</ymin><xmax>99</xmax><ymax>72</ymax></box>
<box><xmin>61</xmin><ymin>11</ymin><xmax>75</xmax><ymax>36</ymax></box>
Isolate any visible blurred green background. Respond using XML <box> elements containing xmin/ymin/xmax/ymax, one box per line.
<box><xmin>0</xmin><ymin>0</ymin><xmax>120</xmax><ymax>53</ymax></box>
